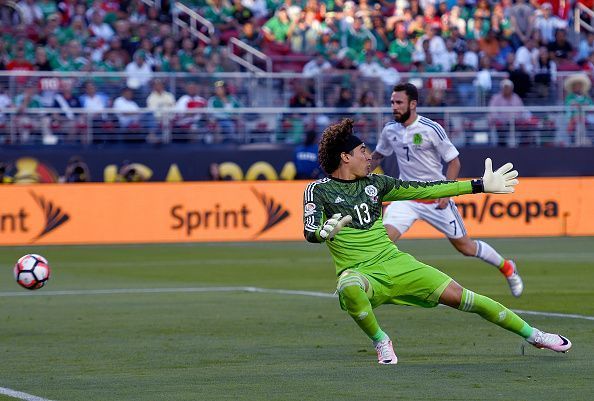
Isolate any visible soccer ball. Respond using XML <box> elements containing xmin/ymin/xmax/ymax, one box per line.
<box><xmin>14</xmin><ymin>254</ymin><xmax>51</xmax><ymax>290</ymax></box>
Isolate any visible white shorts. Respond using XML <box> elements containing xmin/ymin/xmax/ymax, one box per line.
<box><xmin>383</xmin><ymin>199</ymin><xmax>467</xmax><ymax>239</ymax></box>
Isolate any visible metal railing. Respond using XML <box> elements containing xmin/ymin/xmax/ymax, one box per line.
<box><xmin>1</xmin><ymin>70</ymin><xmax>579</xmax><ymax>110</ymax></box>
<box><xmin>574</xmin><ymin>3</ymin><xmax>594</xmax><ymax>34</ymax></box>
<box><xmin>228</xmin><ymin>38</ymin><xmax>273</xmax><ymax>73</ymax></box>
<box><xmin>172</xmin><ymin>1</ymin><xmax>214</xmax><ymax>45</ymax></box>
<box><xmin>0</xmin><ymin>106</ymin><xmax>591</xmax><ymax>147</ymax></box>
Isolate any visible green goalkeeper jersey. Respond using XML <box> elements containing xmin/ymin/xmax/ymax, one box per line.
<box><xmin>303</xmin><ymin>174</ymin><xmax>473</xmax><ymax>276</ymax></box>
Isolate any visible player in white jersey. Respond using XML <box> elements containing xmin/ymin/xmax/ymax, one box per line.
<box><xmin>370</xmin><ymin>83</ymin><xmax>524</xmax><ymax>297</ymax></box>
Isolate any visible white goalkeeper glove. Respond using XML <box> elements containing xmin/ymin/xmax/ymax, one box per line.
<box><xmin>319</xmin><ymin>213</ymin><xmax>353</xmax><ymax>240</ymax></box>
<box><xmin>482</xmin><ymin>158</ymin><xmax>519</xmax><ymax>194</ymax></box>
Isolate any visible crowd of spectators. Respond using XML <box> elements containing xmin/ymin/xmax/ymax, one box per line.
<box><xmin>0</xmin><ymin>0</ymin><xmax>593</xmax><ymax>146</ymax></box>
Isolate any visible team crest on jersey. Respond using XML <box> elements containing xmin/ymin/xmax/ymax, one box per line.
<box><xmin>413</xmin><ymin>133</ymin><xmax>423</xmax><ymax>145</ymax></box>
<box><xmin>364</xmin><ymin>185</ymin><xmax>379</xmax><ymax>203</ymax></box>
<box><xmin>304</xmin><ymin>202</ymin><xmax>316</xmax><ymax>216</ymax></box>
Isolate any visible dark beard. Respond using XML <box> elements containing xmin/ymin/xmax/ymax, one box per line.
<box><xmin>393</xmin><ymin>108</ymin><xmax>411</xmax><ymax>124</ymax></box>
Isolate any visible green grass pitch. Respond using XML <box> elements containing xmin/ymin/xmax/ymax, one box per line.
<box><xmin>0</xmin><ymin>237</ymin><xmax>592</xmax><ymax>401</ymax></box>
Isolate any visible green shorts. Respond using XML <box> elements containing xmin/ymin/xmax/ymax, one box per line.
<box><xmin>339</xmin><ymin>251</ymin><xmax>452</xmax><ymax>309</ymax></box>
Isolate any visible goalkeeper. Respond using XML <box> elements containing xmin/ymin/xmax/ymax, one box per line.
<box><xmin>303</xmin><ymin>118</ymin><xmax>571</xmax><ymax>365</ymax></box>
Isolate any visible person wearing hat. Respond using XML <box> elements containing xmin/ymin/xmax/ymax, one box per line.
<box><xmin>534</xmin><ymin>2</ymin><xmax>567</xmax><ymax>45</ymax></box>
<box><xmin>564</xmin><ymin>72</ymin><xmax>593</xmax><ymax>142</ymax></box>
<box><xmin>207</xmin><ymin>81</ymin><xmax>241</xmax><ymax>143</ymax></box>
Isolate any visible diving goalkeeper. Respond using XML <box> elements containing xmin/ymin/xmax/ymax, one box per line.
<box><xmin>302</xmin><ymin>118</ymin><xmax>571</xmax><ymax>365</ymax></box>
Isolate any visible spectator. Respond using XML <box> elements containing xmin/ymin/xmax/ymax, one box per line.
<box><xmin>52</xmin><ymin>84</ymin><xmax>82</xmax><ymax>142</ymax></box>
<box><xmin>38</xmin><ymin>0</ymin><xmax>58</xmax><ymax>21</ymax></box>
<box><xmin>357</xmin><ymin>90</ymin><xmax>377</xmax><ymax>107</ymax></box>
<box><xmin>207</xmin><ymin>80</ymin><xmax>241</xmax><ymax>142</ymax></box>
<box><xmin>576</xmin><ymin>32</ymin><xmax>594</xmax><ymax>63</ymax></box>
<box><xmin>0</xmin><ymin>85</ymin><xmax>12</xmax><ymax>135</ymax></box>
<box><xmin>17</xmin><ymin>0</ymin><xmax>43</xmax><ymax>26</ymax></box>
<box><xmin>488</xmin><ymin>79</ymin><xmax>531</xmax><ymax>146</ymax></box>
<box><xmin>415</xmin><ymin>23</ymin><xmax>447</xmax><ymax>66</ymax></box>
<box><xmin>14</xmin><ymin>84</ymin><xmax>56</xmax><ymax>145</ymax></box>
<box><xmin>175</xmin><ymin>81</ymin><xmax>207</xmax><ymax>136</ymax></box>
<box><xmin>262</xmin><ymin>6</ymin><xmax>294</xmax><ymax>46</ymax></box>
<box><xmin>302</xmin><ymin>54</ymin><xmax>333</xmax><ymax>78</ymax></box>
<box><xmin>503</xmin><ymin>52</ymin><xmax>531</xmax><ymax>98</ymax></box>
<box><xmin>34</xmin><ymin>47</ymin><xmax>52</xmax><ymax>71</ymax></box>
<box><xmin>79</xmin><ymin>81</ymin><xmax>109</xmax><ymax>138</ymax></box>
<box><xmin>425</xmin><ymin>88</ymin><xmax>447</xmax><ymax>107</ymax></box>
<box><xmin>104</xmin><ymin>37</ymin><xmax>132</xmax><ymax>67</ymax></box>
<box><xmin>534</xmin><ymin>46</ymin><xmax>557</xmax><ymax>99</ymax></box>
<box><xmin>146</xmin><ymin>79</ymin><xmax>175</xmax><ymax>138</ymax></box>
<box><xmin>379</xmin><ymin>57</ymin><xmax>401</xmax><ymax>88</ymax></box>
<box><xmin>344</xmin><ymin>16</ymin><xmax>373</xmax><ymax>54</ymax></box>
<box><xmin>370</xmin><ymin>15</ymin><xmax>390</xmax><ymax>53</ymax></box>
<box><xmin>388</xmin><ymin>24</ymin><xmax>415</xmax><ymax>66</ymax></box>
<box><xmin>239</xmin><ymin>21</ymin><xmax>263</xmax><ymax>50</ymax></box>
<box><xmin>202</xmin><ymin>0</ymin><xmax>234</xmax><ymax>33</ymax></box>
<box><xmin>289</xmin><ymin>84</ymin><xmax>316</xmax><ymax>108</ymax></box>
<box><xmin>547</xmin><ymin>28</ymin><xmax>574</xmax><ymax>63</ymax></box>
<box><xmin>293</xmin><ymin>129</ymin><xmax>323</xmax><ymax>180</ymax></box>
<box><xmin>475</xmin><ymin>55</ymin><xmax>494</xmax><ymax>104</ymax></box>
<box><xmin>534</xmin><ymin>2</ymin><xmax>566</xmax><ymax>45</ymax></box>
<box><xmin>357</xmin><ymin>51</ymin><xmax>383</xmax><ymax>79</ymax></box>
<box><xmin>242</xmin><ymin>0</ymin><xmax>267</xmax><ymax>19</ymax></box>
<box><xmin>5</xmin><ymin>48</ymin><xmax>34</xmax><ymax>74</ymax></box>
<box><xmin>88</xmin><ymin>10</ymin><xmax>114</xmax><ymax>42</ymax></box>
<box><xmin>509</xmin><ymin>0</ymin><xmax>534</xmax><ymax>50</ymax></box>
<box><xmin>479</xmin><ymin>30</ymin><xmax>501</xmax><ymax>60</ymax></box>
<box><xmin>125</xmin><ymin>50</ymin><xmax>153</xmax><ymax>91</ymax></box>
<box><xmin>335</xmin><ymin>86</ymin><xmax>354</xmax><ymax>108</ymax></box>
<box><xmin>113</xmin><ymin>87</ymin><xmax>141</xmax><ymax>129</ymax></box>
<box><xmin>564</xmin><ymin>73</ymin><xmax>593</xmax><ymax>144</ymax></box>
<box><xmin>514</xmin><ymin>37</ymin><xmax>539</xmax><ymax>76</ymax></box>
<box><xmin>448</xmin><ymin>6</ymin><xmax>468</xmax><ymax>36</ymax></box>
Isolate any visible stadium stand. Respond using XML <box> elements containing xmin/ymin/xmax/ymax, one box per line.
<box><xmin>0</xmin><ymin>0</ymin><xmax>593</xmax><ymax>146</ymax></box>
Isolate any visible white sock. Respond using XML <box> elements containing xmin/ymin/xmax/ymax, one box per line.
<box><xmin>474</xmin><ymin>240</ymin><xmax>505</xmax><ymax>268</ymax></box>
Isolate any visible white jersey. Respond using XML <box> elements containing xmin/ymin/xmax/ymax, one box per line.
<box><xmin>375</xmin><ymin>115</ymin><xmax>459</xmax><ymax>181</ymax></box>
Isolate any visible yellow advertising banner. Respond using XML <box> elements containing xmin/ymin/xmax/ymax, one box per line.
<box><xmin>0</xmin><ymin>178</ymin><xmax>593</xmax><ymax>246</ymax></box>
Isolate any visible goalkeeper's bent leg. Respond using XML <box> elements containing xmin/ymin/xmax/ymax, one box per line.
<box><xmin>458</xmin><ymin>288</ymin><xmax>533</xmax><ymax>338</ymax></box>
<box><xmin>337</xmin><ymin>272</ymin><xmax>387</xmax><ymax>342</ymax></box>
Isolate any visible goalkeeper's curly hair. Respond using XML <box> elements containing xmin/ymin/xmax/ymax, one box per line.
<box><xmin>318</xmin><ymin>118</ymin><xmax>355</xmax><ymax>174</ymax></box>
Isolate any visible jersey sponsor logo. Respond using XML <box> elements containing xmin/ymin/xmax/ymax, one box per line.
<box><xmin>304</xmin><ymin>202</ymin><xmax>316</xmax><ymax>216</ymax></box>
<box><xmin>364</xmin><ymin>185</ymin><xmax>379</xmax><ymax>203</ymax></box>
<box><xmin>413</xmin><ymin>133</ymin><xmax>423</xmax><ymax>145</ymax></box>
<box><xmin>334</xmin><ymin>196</ymin><xmax>345</xmax><ymax>204</ymax></box>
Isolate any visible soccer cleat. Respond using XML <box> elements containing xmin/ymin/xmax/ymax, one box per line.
<box><xmin>502</xmin><ymin>260</ymin><xmax>524</xmax><ymax>297</ymax></box>
<box><xmin>527</xmin><ymin>329</ymin><xmax>572</xmax><ymax>353</ymax></box>
<box><xmin>374</xmin><ymin>338</ymin><xmax>398</xmax><ymax>365</ymax></box>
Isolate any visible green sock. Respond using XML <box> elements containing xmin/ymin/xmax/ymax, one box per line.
<box><xmin>459</xmin><ymin>288</ymin><xmax>534</xmax><ymax>339</ymax></box>
<box><xmin>340</xmin><ymin>285</ymin><xmax>387</xmax><ymax>342</ymax></box>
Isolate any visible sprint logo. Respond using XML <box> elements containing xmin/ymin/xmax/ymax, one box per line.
<box><xmin>251</xmin><ymin>188</ymin><xmax>290</xmax><ymax>237</ymax></box>
<box><xmin>30</xmin><ymin>192</ymin><xmax>70</xmax><ymax>240</ymax></box>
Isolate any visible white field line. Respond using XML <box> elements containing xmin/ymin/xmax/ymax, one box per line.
<box><xmin>21</xmin><ymin>250</ymin><xmax>594</xmax><ymax>269</ymax></box>
<box><xmin>0</xmin><ymin>386</ymin><xmax>55</xmax><ymax>401</ymax></box>
<box><xmin>0</xmin><ymin>286</ymin><xmax>592</xmax><ymax>322</ymax></box>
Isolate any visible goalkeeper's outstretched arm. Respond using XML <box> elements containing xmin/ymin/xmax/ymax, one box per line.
<box><xmin>382</xmin><ymin>158</ymin><xmax>519</xmax><ymax>202</ymax></box>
